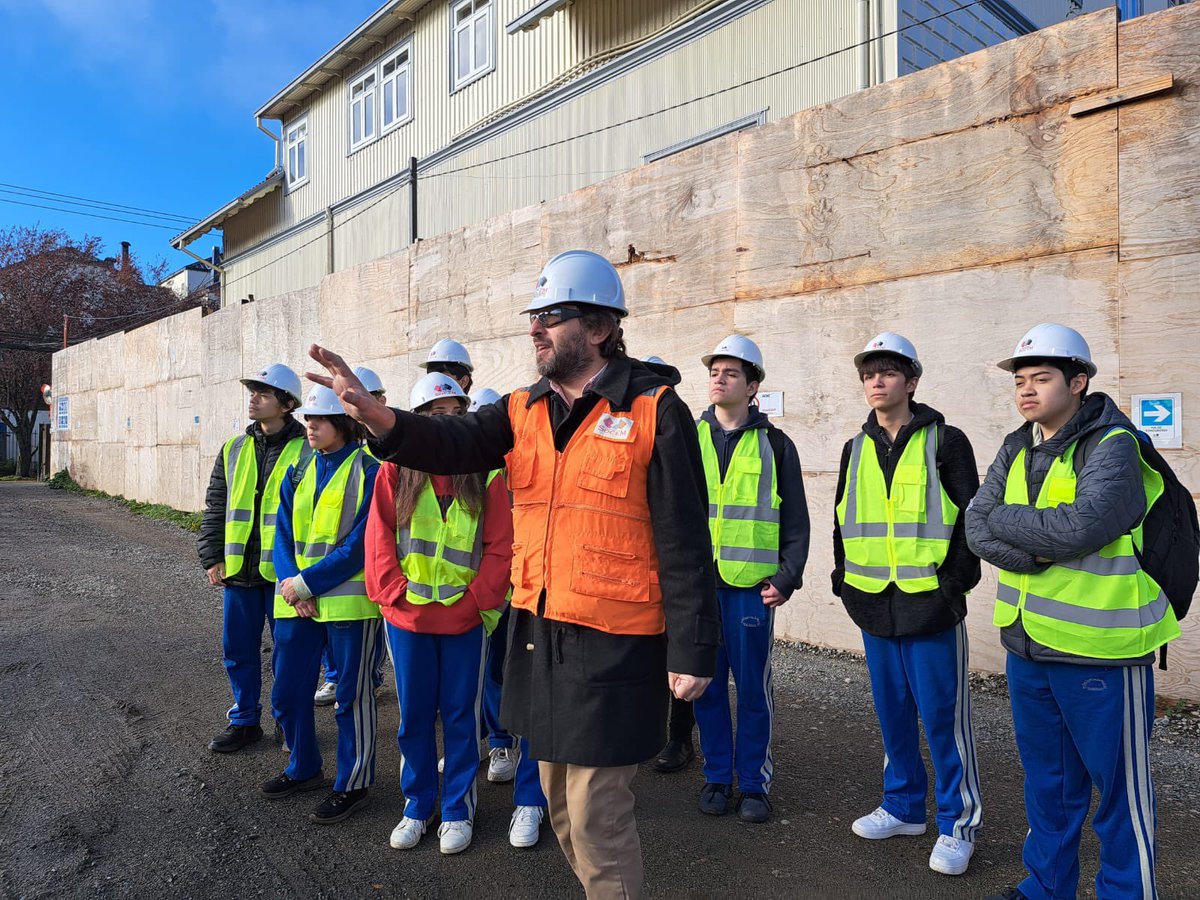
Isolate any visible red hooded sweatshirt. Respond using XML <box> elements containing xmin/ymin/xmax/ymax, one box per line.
<box><xmin>366</xmin><ymin>462</ymin><xmax>512</xmax><ymax>635</ymax></box>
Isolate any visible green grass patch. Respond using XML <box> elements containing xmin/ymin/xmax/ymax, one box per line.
<box><xmin>48</xmin><ymin>469</ymin><xmax>203</xmax><ymax>532</ymax></box>
<box><xmin>0</xmin><ymin>474</ymin><xmax>34</xmax><ymax>481</ymax></box>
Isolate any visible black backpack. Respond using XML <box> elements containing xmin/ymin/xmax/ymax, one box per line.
<box><xmin>1076</xmin><ymin>426</ymin><xmax>1199</xmax><ymax>665</ymax></box>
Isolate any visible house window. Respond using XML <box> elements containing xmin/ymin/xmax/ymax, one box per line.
<box><xmin>349</xmin><ymin>70</ymin><xmax>377</xmax><ymax>148</ymax></box>
<box><xmin>380</xmin><ymin>44</ymin><xmax>412</xmax><ymax>133</ymax></box>
<box><xmin>284</xmin><ymin>117</ymin><xmax>308</xmax><ymax>187</ymax></box>
<box><xmin>451</xmin><ymin>0</ymin><xmax>494</xmax><ymax>91</ymax></box>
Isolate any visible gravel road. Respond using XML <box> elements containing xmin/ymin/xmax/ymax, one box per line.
<box><xmin>1</xmin><ymin>481</ymin><xmax>1197</xmax><ymax>899</ymax></box>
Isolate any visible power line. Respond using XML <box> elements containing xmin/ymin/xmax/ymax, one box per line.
<box><xmin>423</xmin><ymin>0</ymin><xmax>987</xmax><ymax>180</ymax></box>
<box><xmin>0</xmin><ymin>196</ymin><xmax>181</xmax><ymax>231</ymax></box>
<box><xmin>220</xmin><ymin>0</ymin><xmax>988</xmax><ymax>286</ymax></box>
<box><xmin>0</xmin><ymin>181</ymin><xmax>197</xmax><ymax>222</ymax></box>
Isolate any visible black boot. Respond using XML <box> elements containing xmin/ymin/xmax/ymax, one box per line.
<box><xmin>208</xmin><ymin>723</ymin><xmax>263</xmax><ymax>753</ymax></box>
<box><xmin>652</xmin><ymin>738</ymin><xmax>695</xmax><ymax>773</ymax></box>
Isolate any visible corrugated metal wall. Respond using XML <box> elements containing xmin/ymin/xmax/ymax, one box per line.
<box><xmin>221</xmin><ymin>0</ymin><xmax>865</xmax><ymax>302</ymax></box>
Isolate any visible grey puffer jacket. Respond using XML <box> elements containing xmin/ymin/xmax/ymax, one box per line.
<box><xmin>965</xmin><ymin>393</ymin><xmax>1151</xmax><ymax>665</ymax></box>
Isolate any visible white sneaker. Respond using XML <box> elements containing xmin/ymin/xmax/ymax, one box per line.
<box><xmin>438</xmin><ymin>820</ymin><xmax>474</xmax><ymax>855</ymax></box>
<box><xmin>488</xmin><ymin>747</ymin><xmax>518</xmax><ymax>783</ymax></box>
<box><xmin>508</xmin><ymin>805</ymin><xmax>544</xmax><ymax>849</ymax></box>
<box><xmin>929</xmin><ymin>834</ymin><xmax>974</xmax><ymax>875</ymax></box>
<box><xmin>851</xmin><ymin>807</ymin><xmax>927</xmax><ymax>840</ymax></box>
<box><xmin>314</xmin><ymin>681</ymin><xmax>337</xmax><ymax>707</ymax></box>
<box><xmin>389</xmin><ymin>816</ymin><xmax>429</xmax><ymax>850</ymax></box>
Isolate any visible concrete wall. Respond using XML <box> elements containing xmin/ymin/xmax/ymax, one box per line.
<box><xmin>52</xmin><ymin>7</ymin><xmax>1200</xmax><ymax>698</ymax></box>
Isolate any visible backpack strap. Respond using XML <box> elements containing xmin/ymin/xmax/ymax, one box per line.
<box><xmin>290</xmin><ymin>443</ymin><xmax>316</xmax><ymax>488</ymax></box>
<box><xmin>1070</xmin><ymin>425</ymin><xmax>1128</xmax><ymax>476</ymax></box>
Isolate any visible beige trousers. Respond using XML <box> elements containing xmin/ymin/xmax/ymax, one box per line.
<box><xmin>538</xmin><ymin>761</ymin><xmax>643</xmax><ymax>900</ymax></box>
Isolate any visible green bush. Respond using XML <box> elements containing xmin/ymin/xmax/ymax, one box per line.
<box><xmin>0</xmin><ymin>459</ymin><xmax>17</xmax><ymax>477</ymax></box>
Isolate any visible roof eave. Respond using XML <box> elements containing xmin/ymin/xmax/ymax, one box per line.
<box><xmin>171</xmin><ymin>168</ymin><xmax>285</xmax><ymax>250</ymax></box>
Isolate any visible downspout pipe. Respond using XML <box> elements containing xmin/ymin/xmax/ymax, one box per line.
<box><xmin>856</xmin><ymin>0</ymin><xmax>871</xmax><ymax>91</ymax></box>
<box><xmin>256</xmin><ymin>115</ymin><xmax>282</xmax><ymax>169</ymax></box>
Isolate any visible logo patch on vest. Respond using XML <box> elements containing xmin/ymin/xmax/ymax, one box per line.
<box><xmin>593</xmin><ymin>413</ymin><xmax>635</xmax><ymax>442</ymax></box>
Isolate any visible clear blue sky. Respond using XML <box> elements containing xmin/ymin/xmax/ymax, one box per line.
<box><xmin>0</xmin><ymin>0</ymin><xmax>382</xmax><ymax>276</ymax></box>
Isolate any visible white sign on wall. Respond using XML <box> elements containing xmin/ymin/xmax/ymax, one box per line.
<box><xmin>1131</xmin><ymin>392</ymin><xmax>1182</xmax><ymax>450</ymax></box>
<box><xmin>757</xmin><ymin>391</ymin><xmax>785</xmax><ymax>418</ymax></box>
<box><xmin>55</xmin><ymin>396</ymin><xmax>69</xmax><ymax>431</ymax></box>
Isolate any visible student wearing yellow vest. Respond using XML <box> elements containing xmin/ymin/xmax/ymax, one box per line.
<box><xmin>966</xmin><ymin>324</ymin><xmax>1179</xmax><ymax>900</ymax></box>
<box><xmin>263</xmin><ymin>385</ymin><xmax>381</xmax><ymax>825</ymax></box>
<box><xmin>693</xmin><ymin>335</ymin><xmax>810</xmax><ymax>824</ymax></box>
<box><xmin>313</xmin><ymin>364</ymin><xmax>389</xmax><ymax>708</ymax></box>
<box><xmin>366</xmin><ymin>373</ymin><xmax>517</xmax><ymax>855</ymax></box>
<box><xmin>199</xmin><ymin>363</ymin><xmax>306</xmax><ymax>754</ymax></box>
<box><xmin>307</xmin><ymin>250</ymin><xmax>719</xmax><ymax>900</ymax></box>
<box><xmin>833</xmin><ymin>333</ymin><xmax>983</xmax><ymax>876</ymax></box>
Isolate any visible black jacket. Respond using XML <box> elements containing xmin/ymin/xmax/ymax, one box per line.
<box><xmin>965</xmin><ymin>393</ymin><xmax>1151</xmax><ymax>665</ymax></box>
<box><xmin>368</xmin><ymin>354</ymin><xmax>720</xmax><ymax>766</ymax></box>
<box><xmin>698</xmin><ymin>406</ymin><xmax>810</xmax><ymax>598</ymax></box>
<box><xmin>832</xmin><ymin>401</ymin><xmax>981</xmax><ymax>637</ymax></box>
<box><xmin>198</xmin><ymin>417</ymin><xmax>307</xmax><ymax>587</ymax></box>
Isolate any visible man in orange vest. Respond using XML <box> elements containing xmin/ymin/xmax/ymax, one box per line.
<box><xmin>307</xmin><ymin>250</ymin><xmax>719</xmax><ymax>899</ymax></box>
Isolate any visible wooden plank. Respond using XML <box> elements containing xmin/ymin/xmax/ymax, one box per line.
<box><xmin>759</xmin><ymin>8</ymin><xmax>1117</xmax><ymax>172</ymax></box>
<box><xmin>736</xmin><ymin>103</ymin><xmax>1118</xmax><ymax>301</ymax></box>
<box><xmin>1068</xmin><ymin>73</ymin><xmax>1173</xmax><ymax>117</ymax></box>
<box><xmin>733</xmin><ymin>249</ymin><xmax>1120</xmax><ymax>474</ymax></box>
<box><xmin>1117</xmin><ymin>3</ymin><xmax>1200</xmax><ymax>260</ymax></box>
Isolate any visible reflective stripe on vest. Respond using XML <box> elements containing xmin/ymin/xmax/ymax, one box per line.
<box><xmin>397</xmin><ymin>470</ymin><xmax>501</xmax><ymax>607</ymax></box>
<box><xmin>697</xmin><ymin>421</ymin><xmax>780</xmax><ymax>588</ymax></box>
<box><xmin>222</xmin><ymin>433</ymin><xmax>305</xmax><ymax>579</ymax></box>
<box><xmin>993</xmin><ymin>428</ymin><xmax>1180</xmax><ymax>658</ymax></box>
<box><xmin>504</xmin><ymin>386</ymin><xmax>665</xmax><ymax>636</ymax></box>
<box><xmin>275</xmin><ymin>448</ymin><xmax>380</xmax><ymax>622</ymax></box>
<box><xmin>835</xmin><ymin>426</ymin><xmax>957</xmax><ymax>594</ymax></box>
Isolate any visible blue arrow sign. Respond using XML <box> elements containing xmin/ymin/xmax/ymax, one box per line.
<box><xmin>1139</xmin><ymin>398</ymin><xmax>1174</xmax><ymax>427</ymax></box>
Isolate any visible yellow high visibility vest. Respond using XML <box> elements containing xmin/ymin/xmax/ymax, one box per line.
<box><xmin>994</xmin><ymin>428</ymin><xmax>1179</xmax><ymax>658</ymax></box>
<box><xmin>221</xmin><ymin>433</ymin><xmax>305</xmax><ymax>580</ymax></box>
<box><xmin>835</xmin><ymin>426</ymin><xmax>957</xmax><ymax>593</ymax></box>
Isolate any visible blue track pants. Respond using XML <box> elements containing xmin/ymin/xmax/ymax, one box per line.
<box><xmin>222</xmin><ymin>584</ymin><xmax>275</xmax><ymax>726</ymax></box>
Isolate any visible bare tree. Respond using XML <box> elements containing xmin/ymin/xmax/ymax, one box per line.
<box><xmin>0</xmin><ymin>225</ymin><xmax>189</xmax><ymax>477</ymax></box>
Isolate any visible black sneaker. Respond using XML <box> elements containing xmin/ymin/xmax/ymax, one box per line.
<box><xmin>310</xmin><ymin>788</ymin><xmax>370</xmax><ymax>824</ymax></box>
<box><xmin>651</xmin><ymin>739</ymin><xmax>695</xmax><ymax>773</ymax></box>
<box><xmin>737</xmin><ymin>792</ymin><xmax>771</xmax><ymax>824</ymax></box>
<box><xmin>260</xmin><ymin>770</ymin><xmax>327</xmax><ymax>799</ymax></box>
<box><xmin>984</xmin><ymin>891</ymin><xmax>1028</xmax><ymax>900</ymax></box>
<box><xmin>698</xmin><ymin>783</ymin><xmax>733</xmax><ymax>816</ymax></box>
<box><xmin>208</xmin><ymin>724</ymin><xmax>263</xmax><ymax>753</ymax></box>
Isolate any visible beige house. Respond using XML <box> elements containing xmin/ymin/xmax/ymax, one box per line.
<box><xmin>171</xmin><ymin>0</ymin><xmax>1160</xmax><ymax>306</ymax></box>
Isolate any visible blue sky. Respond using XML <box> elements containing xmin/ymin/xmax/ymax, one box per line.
<box><xmin>0</xmin><ymin>0</ymin><xmax>381</xmax><ymax>276</ymax></box>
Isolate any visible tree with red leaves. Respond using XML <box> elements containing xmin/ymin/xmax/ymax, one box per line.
<box><xmin>0</xmin><ymin>225</ymin><xmax>188</xmax><ymax>477</ymax></box>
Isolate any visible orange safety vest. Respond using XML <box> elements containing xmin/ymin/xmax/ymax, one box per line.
<box><xmin>504</xmin><ymin>385</ymin><xmax>665</xmax><ymax>635</ymax></box>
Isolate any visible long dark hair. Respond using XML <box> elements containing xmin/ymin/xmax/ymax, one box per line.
<box><xmin>393</xmin><ymin>467</ymin><xmax>485</xmax><ymax>527</ymax></box>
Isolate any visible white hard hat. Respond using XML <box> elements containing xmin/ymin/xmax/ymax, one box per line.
<box><xmin>997</xmin><ymin>323</ymin><xmax>1097</xmax><ymax>377</ymax></box>
<box><xmin>296</xmin><ymin>385</ymin><xmax>346</xmax><ymax>417</ymax></box>
<box><xmin>523</xmin><ymin>250</ymin><xmax>628</xmax><ymax>317</ymax></box>
<box><xmin>411</xmin><ymin>373</ymin><xmax>468</xmax><ymax>412</ymax></box>
<box><xmin>468</xmin><ymin>388</ymin><xmax>503</xmax><ymax>412</ymax></box>
<box><xmin>240</xmin><ymin>363</ymin><xmax>303</xmax><ymax>403</ymax></box>
<box><xmin>702</xmin><ymin>334</ymin><xmax>765</xmax><ymax>382</ymax></box>
<box><xmin>352</xmin><ymin>365</ymin><xmax>385</xmax><ymax>395</ymax></box>
<box><xmin>419</xmin><ymin>339</ymin><xmax>474</xmax><ymax>372</ymax></box>
<box><xmin>853</xmin><ymin>332</ymin><xmax>923</xmax><ymax>377</ymax></box>
<box><xmin>642</xmin><ymin>355</ymin><xmax>668</xmax><ymax>366</ymax></box>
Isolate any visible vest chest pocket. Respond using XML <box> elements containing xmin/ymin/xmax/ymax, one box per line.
<box><xmin>890</xmin><ymin>463</ymin><xmax>927</xmax><ymax>514</ymax></box>
<box><xmin>577</xmin><ymin>446</ymin><xmax>632</xmax><ymax>499</ymax></box>
<box><xmin>724</xmin><ymin>454</ymin><xmax>761</xmax><ymax>500</ymax></box>
<box><xmin>571</xmin><ymin>543</ymin><xmax>649</xmax><ymax>603</ymax></box>
<box><xmin>1044</xmin><ymin>474</ymin><xmax>1076</xmax><ymax>508</ymax></box>
<box><xmin>505</xmin><ymin>446</ymin><xmax>534</xmax><ymax>490</ymax></box>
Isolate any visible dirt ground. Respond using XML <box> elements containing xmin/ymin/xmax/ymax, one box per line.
<box><xmin>2</xmin><ymin>481</ymin><xmax>1197</xmax><ymax>899</ymax></box>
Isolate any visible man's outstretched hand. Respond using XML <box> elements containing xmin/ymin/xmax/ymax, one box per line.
<box><xmin>306</xmin><ymin>344</ymin><xmax>396</xmax><ymax>437</ymax></box>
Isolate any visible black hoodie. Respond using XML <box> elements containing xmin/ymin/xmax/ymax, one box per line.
<box><xmin>368</xmin><ymin>353</ymin><xmax>721</xmax><ymax>767</ymax></box>
<box><xmin>699</xmin><ymin>406</ymin><xmax>810</xmax><ymax>598</ymax></box>
<box><xmin>832</xmin><ymin>401</ymin><xmax>981</xmax><ymax>637</ymax></box>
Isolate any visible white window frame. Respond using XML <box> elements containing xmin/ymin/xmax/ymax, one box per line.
<box><xmin>348</xmin><ymin>68</ymin><xmax>378</xmax><ymax>150</ymax></box>
<box><xmin>379</xmin><ymin>41</ymin><xmax>414</xmax><ymax>136</ymax></box>
<box><xmin>284</xmin><ymin>116</ymin><xmax>309</xmax><ymax>189</ymax></box>
<box><xmin>450</xmin><ymin>0</ymin><xmax>495</xmax><ymax>93</ymax></box>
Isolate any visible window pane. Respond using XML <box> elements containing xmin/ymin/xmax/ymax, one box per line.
<box><xmin>297</xmin><ymin>141</ymin><xmax>305</xmax><ymax>178</ymax></box>
<box><xmin>383</xmin><ymin>81</ymin><xmax>394</xmax><ymax>125</ymax></box>
<box><xmin>352</xmin><ymin>102</ymin><xmax>361</xmax><ymax>143</ymax></box>
<box><xmin>456</xmin><ymin>26</ymin><xmax>471</xmax><ymax>79</ymax></box>
<box><xmin>383</xmin><ymin>60</ymin><xmax>394</xmax><ymax>77</ymax></box>
<box><xmin>352</xmin><ymin>82</ymin><xmax>363</xmax><ymax>98</ymax></box>
<box><xmin>397</xmin><ymin>71</ymin><xmax>408</xmax><ymax>119</ymax></box>
<box><xmin>475</xmin><ymin>15</ymin><xmax>488</xmax><ymax>69</ymax></box>
<box><xmin>364</xmin><ymin>95</ymin><xmax>374</xmax><ymax>136</ymax></box>
<box><xmin>288</xmin><ymin>146</ymin><xmax>297</xmax><ymax>180</ymax></box>
<box><xmin>456</xmin><ymin>2</ymin><xmax>471</xmax><ymax>23</ymax></box>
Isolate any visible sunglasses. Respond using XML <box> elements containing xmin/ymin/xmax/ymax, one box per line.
<box><xmin>528</xmin><ymin>307</ymin><xmax>585</xmax><ymax>328</ymax></box>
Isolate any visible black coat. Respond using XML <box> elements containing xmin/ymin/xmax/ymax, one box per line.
<box><xmin>831</xmin><ymin>401</ymin><xmax>982</xmax><ymax>637</ymax></box>
<box><xmin>368</xmin><ymin>354</ymin><xmax>720</xmax><ymax>766</ymax></box>
<box><xmin>198</xmin><ymin>417</ymin><xmax>307</xmax><ymax>587</ymax></box>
